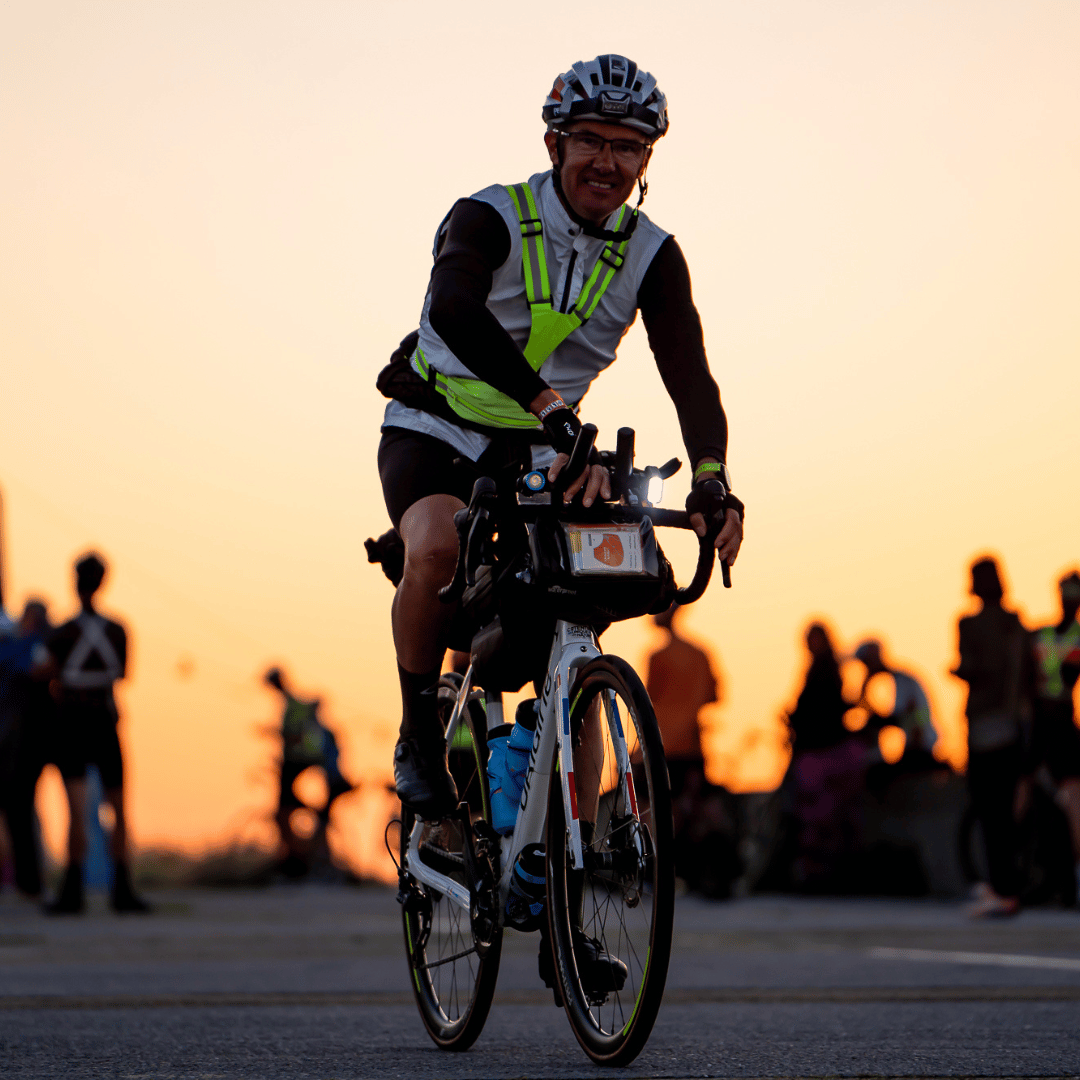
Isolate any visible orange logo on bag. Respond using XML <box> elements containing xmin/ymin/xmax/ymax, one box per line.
<box><xmin>594</xmin><ymin>534</ymin><xmax>625</xmax><ymax>567</ymax></box>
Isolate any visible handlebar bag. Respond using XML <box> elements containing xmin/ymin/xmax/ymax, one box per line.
<box><xmin>526</xmin><ymin>515</ymin><xmax>675</xmax><ymax>623</ymax></box>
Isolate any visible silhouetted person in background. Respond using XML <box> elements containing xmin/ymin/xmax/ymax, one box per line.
<box><xmin>786</xmin><ymin>622</ymin><xmax>864</xmax><ymax>890</ymax></box>
<box><xmin>647</xmin><ymin>603</ymin><xmax>719</xmax><ymax>797</ymax></box>
<box><xmin>43</xmin><ymin>553</ymin><xmax>148</xmax><ymax>914</ymax></box>
<box><xmin>0</xmin><ymin>601</ymin><xmax>56</xmax><ymax>897</ymax></box>
<box><xmin>264</xmin><ymin>666</ymin><xmax>352</xmax><ymax>877</ymax></box>
<box><xmin>647</xmin><ymin>604</ymin><xmax>737</xmax><ymax>895</ymax></box>
<box><xmin>1026</xmin><ymin>571</ymin><xmax>1080</xmax><ymax>900</ymax></box>
<box><xmin>789</xmin><ymin>623</ymin><xmax>850</xmax><ymax>752</ymax></box>
<box><xmin>952</xmin><ymin>557</ymin><xmax>1029</xmax><ymax>917</ymax></box>
<box><xmin>853</xmin><ymin>639</ymin><xmax>940</xmax><ymax>779</ymax></box>
<box><xmin>1</xmin><ymin>603</ymin><xmax>37</xmax><ymax>891</ymax></box>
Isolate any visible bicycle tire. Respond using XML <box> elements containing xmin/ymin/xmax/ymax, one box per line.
<box><xmin>401</xmin><ymin>676</ymin><xmax>502</xmax><ymax>1051</ymax></box>
<box><xmin>546</xmin><ymin>655</ymin><xmax>674</xmax><ymax>1067</ymax></box>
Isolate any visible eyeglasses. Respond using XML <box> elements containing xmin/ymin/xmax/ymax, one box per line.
<box><xmin>557</xmin><ymin>130</ymin><xmax>651</xmax><ymax>165</ymax></box>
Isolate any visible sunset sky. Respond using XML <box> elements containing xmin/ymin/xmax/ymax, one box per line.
<box><xmin>3</xmin><ymin>1</ymin><xmax>1078</xmax><ymax>878</ymax></box>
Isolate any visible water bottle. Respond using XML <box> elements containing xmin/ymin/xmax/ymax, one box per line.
<box><xmin>486</xmin><ymin>725</ymin><xmax>516</xmax><ymax>835</ymax></box>
<box><xmin>487</xmin><ymin>700</ymin><xmax>539</xmax><ymax>835</ymax></box>
<box><xmin>504</xmin><ymin>698</ymin><xmax>538</xmax><ymax>789</ymax></box>
<box><xmin>505</xmin><ymin>843</ymin><xmax>546</xmax><ymax>931</ymax></box>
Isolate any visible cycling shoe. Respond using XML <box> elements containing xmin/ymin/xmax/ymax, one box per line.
<box><xmin>394</xmin><ymin>738</ymin><xmax>458</xmax><ymax>819</ymax></box>
<box><xmin>538</xmin><ymin>928</ymin><xmax>627</xmax><ymax>1003</ymax></box>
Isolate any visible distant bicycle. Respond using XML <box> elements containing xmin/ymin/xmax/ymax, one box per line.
<box><xmin>387</xmin><ymin>423</ymin><xmax>728</xmax><ymax>1067</ymax></box>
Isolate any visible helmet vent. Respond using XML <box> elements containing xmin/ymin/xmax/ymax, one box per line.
<box><xmin>542</xmin><ymin>55</ymin><xmax>668</xmax><ymax>139</ymax></box>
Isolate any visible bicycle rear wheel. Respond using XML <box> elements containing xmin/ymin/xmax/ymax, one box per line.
<box><xmin>401</xmin><ymin>676</ymin><xmax>502</xmax><ymax>1050</ymax></box>
<box><xmin>546</xmin><ymin>655</ymin><xmax>674</xmax><ymax>1066</ymax></box>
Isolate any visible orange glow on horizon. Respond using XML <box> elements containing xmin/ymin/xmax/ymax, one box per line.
<box><xmin>2</xmin><ymin>3</ymin><xmax>1078</xmax><ymax>879</ymax></box>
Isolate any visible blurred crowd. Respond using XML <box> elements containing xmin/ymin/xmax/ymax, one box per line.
<box><xmin>651</xmin><ymin>556</ymin><xmax>1080</xmax><ymax>915</ymax></box>
<box><xmin>0</xmin><ymin>553</ymin><xmax>148</xmax><ymax>913</ymax></box>
<box><xmin>6</xmin><ymin>545</ymin><xmax>1076</xmax><ymax>916</ymax></box>
<box><xmin>0</xmin><ymin>544</ymin><xmax>361</xmax><ymax>907</ymax></box>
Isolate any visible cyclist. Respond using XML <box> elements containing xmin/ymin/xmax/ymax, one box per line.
<box><xmin>1025</xmin><ymin>571</ymin><xmax>1080</xmax><ymax>899</ymax></box>
<box><xmin>377</xmin><ymin>54</ymin><xmax>744</xmax><ymax>990</ymax></box>
<box><xmin>379</xmin><ymin>53</ymin><xmax>743</xmax><ymax>813</ymax></box>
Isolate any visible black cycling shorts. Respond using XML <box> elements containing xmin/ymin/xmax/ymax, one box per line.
<box><xmin>378</xmin><ymin>427</ymin><xmax>476</xmax><ymax>531</ymax></box>
<box><xmin>53</xmin><ymin>701</ymin><xmax>124</xmax><ymax>789</ymax></box>
<box><xmin>1029</xmin><ymin>701</ymin><xmax>1080</xmax><ymax>782</ymax></box>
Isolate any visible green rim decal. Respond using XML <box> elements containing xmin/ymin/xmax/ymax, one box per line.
<box><xmin>621</xmin><ymin>943</ymin><xmax>650</xmax><ymax>1034</ymax></box>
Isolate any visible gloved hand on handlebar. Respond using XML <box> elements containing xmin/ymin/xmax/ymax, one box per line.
<box><xmin>537</xmin><ymin>401</ymin><xmax>582</xmax><ymax>457</ymax></box>
<box><xmin>533</xmin><ymin>393</ymin><xmax>611</xmax><ymax>507</ymax></box>
<box><xmin>685</xmin><ymin>467</ymin><xmax>744</xmax><ymax>567</ymax></box>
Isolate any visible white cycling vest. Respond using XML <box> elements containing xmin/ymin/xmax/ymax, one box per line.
<box><xmin>384</xmin><ymin>170</ymin><xmax>669</xmax><ymax>460</ymax></box>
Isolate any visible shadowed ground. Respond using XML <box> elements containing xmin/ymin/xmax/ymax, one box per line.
<box><xmin>2</xmin><ymin>885</ymin><xmax>1079</xmax><ymax>1078</ymax></box>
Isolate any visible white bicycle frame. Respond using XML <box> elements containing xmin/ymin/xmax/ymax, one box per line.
<box><xmin>403</xmin><ymin>618</ymin><xmax>638</xmax><ymax>917</ymax></box>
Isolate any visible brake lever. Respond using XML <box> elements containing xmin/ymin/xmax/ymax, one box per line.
<box><xmin>551</xmin><ymin>423</ymin><xmax>598</xmax><ymax>503</ymax></box>
<box><xmin>707</xmin><ymin>519</ymin><xmax>733</xmax><ymax>589</ymax></box>
<box><xmin>438</xmin><ymin>478</ymin><xmax>498</xmax><ymax>603</ymax></box>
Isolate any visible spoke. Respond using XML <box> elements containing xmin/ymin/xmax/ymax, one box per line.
<box><xmin>417</xmin><ymin>943</ymin><xmax>479</xmax><ymax>971</ymax></box>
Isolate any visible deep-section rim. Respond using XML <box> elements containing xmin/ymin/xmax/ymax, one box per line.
<box><xmin>546</xmin><ymin>655</ymin><xmax>674</xmax><ymax>1066</ymax></box>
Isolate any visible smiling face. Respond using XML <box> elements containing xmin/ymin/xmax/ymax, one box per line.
<box><xmin>544</xmin><ymin>120</ymin><xmax>650</xmax><ymax>224</ymax></box>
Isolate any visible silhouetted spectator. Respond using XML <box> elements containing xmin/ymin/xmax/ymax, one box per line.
<box><xmin>264</xmin><ymin>666</ymin><xmax>353</xmax><ymax>877</ymax></box>
<box><xmin>952</xmin><ymin>556</ymin><xmax>1029</xmax><ymax>917</ymax></box>
<box><xmin>0</xmin><ymin>606</ymin><xmax>33</xmax><ymax>888</ymax></box>
<box><xmin>647</xmin><ymin>604</ymin><xmax>736</xmax><ymax>895</ymax></box>
<box><xmin>789</xmin><ymin>623</ymin><xmax>850</xmax><ymax>751</ymax></box>
<box><xmin>1026</xmin><ymin>570</ymin><xmax>1080</xmax><ymax>900</ymax></box>
<box><xmin>42</xmin><ymin>553</ymin><xmax>148</xmax><ymax>914</ymax></box>
<box><xmin>647</xmin><ymin>603</ymin><xmax>719</xmax><ymax>796</ymax></box>
<box><xmin>853</xmin><ymin>639</ymin><xmax>941</xmax><ymax>778</ymax></box>
<box><xmin>786</xmin><ymin>623</ymin><xmax>864</xmax><ymax>890</ymax></box>
<box><xmin>0</xmin><ymin>601</ymin><xmax>56</xmax><ymax>897</ymax></box>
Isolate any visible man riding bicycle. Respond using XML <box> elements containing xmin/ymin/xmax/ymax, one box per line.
<box><xmin>378</xmin><ymin>54</ymin><xmax>744</xmax><ymax>825</ymax></box>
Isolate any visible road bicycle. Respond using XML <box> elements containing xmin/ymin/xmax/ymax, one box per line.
<box><xmin>388</xmin><ymin>423</ymin><xmax>727</xmax><ymax>1067</ymax></box>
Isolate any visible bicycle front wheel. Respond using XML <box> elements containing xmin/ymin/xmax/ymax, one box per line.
<box><xmin>401</xmin><ymin>676</ymin><xmax>502</xmax><ymax>1051</ymax></box>
<box><xmin>546</xmin><ymin>655</ymin><xmax>674</xmax><ymax>1067</ymax></box>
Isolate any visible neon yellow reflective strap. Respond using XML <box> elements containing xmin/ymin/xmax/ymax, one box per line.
<box><xmin>1035</xmin><ymin>624</ymin><xmax>1080</xmax><ymax>699</ymax></box>
<box><xmin>521</xmin><ymin>204</ymin><xmax>632</xmax><ymax>369</ymax></box>
<box><xmin>413</xmin><ymin>345</ymin><xmax>541</xmax><ymax>429</ymax></box>
<box><xmin>571</xmin><ymin>206</ymin><xmax>631</xmax><ymax>323</ymax></box>
<box><xmin>425</xmin><ymin>184</ymin><xmax>634</xmax><ymax>430</ymax></box>
<box><xmin>508</xmin><ymin>183</ymin><xmax>552</xmax><ymax>309</ymax></box>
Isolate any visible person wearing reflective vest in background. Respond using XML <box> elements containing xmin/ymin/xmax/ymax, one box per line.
<box><xmin>42</xmin><ymin>553</ymin><xmax>149</xmax><ymax>914</ymax></box>
<box><xmin>1025</xmin><ymin>571</ymin><xmax>1080</xmax><ymax>900</ymax></box>
<box><xmin>377</xmin><ymin>55</ymin><xmax>743</xmax><ymax>825</ymax></box>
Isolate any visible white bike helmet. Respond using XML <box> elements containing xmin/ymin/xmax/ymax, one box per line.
<box><xmin>543</xmin><ymin>55</ymin><xmax>669</xmax><ymax>139</ymax></box>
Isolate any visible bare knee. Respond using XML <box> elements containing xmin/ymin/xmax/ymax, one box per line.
<box><xmin>404</xmin><ymin>533</ymin><xmax>458</xmax><ymax>588</ymax></box>
<box><xmin>399</xmin><ymin>496</ymin><xmax>464</xmax><ymax>591</ymax></box>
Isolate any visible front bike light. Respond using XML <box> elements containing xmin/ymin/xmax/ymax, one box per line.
<box><xmin>646</xmin><ymin>475</ymin><xmax>664</xmax><ymax>506</ymax></box>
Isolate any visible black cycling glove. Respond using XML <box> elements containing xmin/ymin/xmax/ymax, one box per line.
<box><xmin>540</xmin><ymin>406</ymin><xmax>582</xmax><ymax>458</ymax></box>
<box><xmin>685</xmin><ymin>477</ymin><xmax>745</xmax><ymax>531</ymax></box>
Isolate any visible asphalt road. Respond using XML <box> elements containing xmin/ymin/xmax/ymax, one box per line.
<box><xmin>3</xmin><ymin>885</ymin><xmax>1080</xmax><ymax>1078</ymax></box>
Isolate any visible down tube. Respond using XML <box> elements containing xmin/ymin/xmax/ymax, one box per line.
<box><xmin>554</xmin><ymin>622</ymin><xmax>602</xmax><ymax>873</ymax></box>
